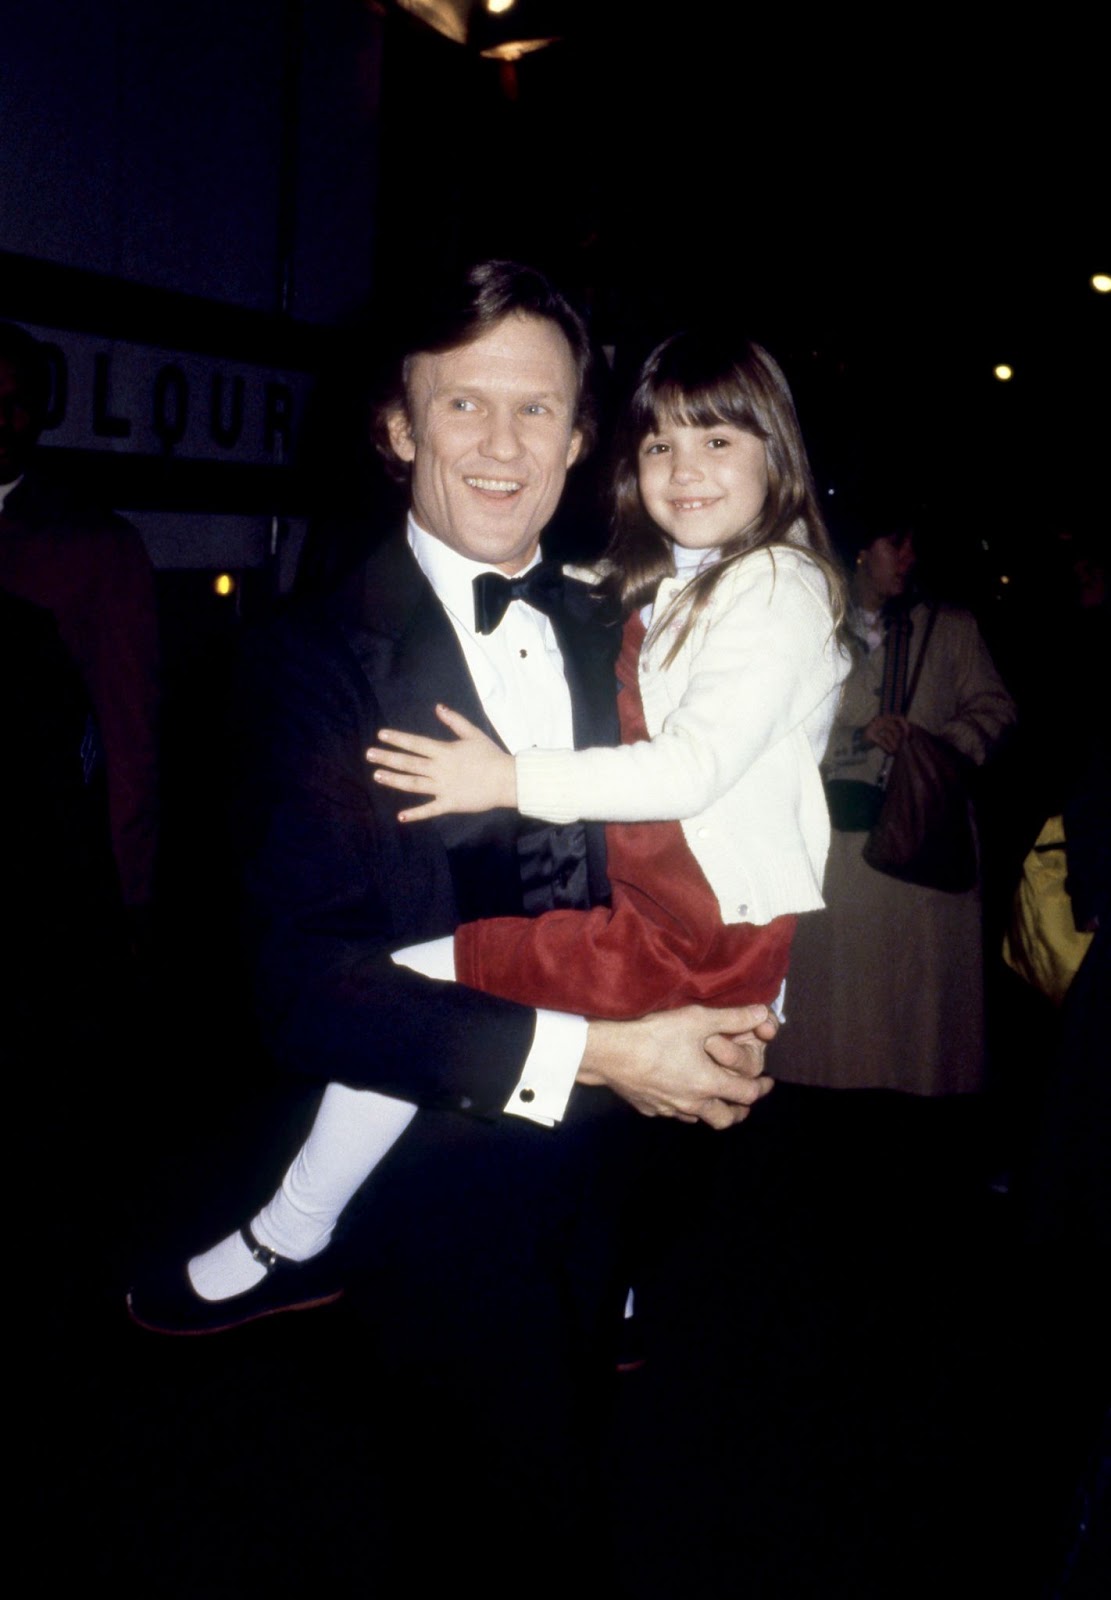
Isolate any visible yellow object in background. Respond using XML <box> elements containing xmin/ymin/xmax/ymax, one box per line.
<box><xmin>1003</xmin><ymin>817</ymin><xmax>1094</xmax><ymax>1006</ymax></box>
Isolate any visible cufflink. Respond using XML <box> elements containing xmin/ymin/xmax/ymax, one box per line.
<box><xmin>518</xmin><ymin>1088</ymin><xmax>536</xmax><ymax>1104</ymax></box>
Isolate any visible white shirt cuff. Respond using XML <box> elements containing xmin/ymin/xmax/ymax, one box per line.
<box><xmin>504</xmin><ymin>1009</ymin><xmax>588</xmax><ymax>1127</ymax></box>
<box><xmin>390</xmin><ymin>936</ymin><xmax>456</xmax><ymax>981</ymax></box>
<box><xmin>392</xmin><ymin>941</ymin><xmax>587</xmax><ymax>1127</ymax></box>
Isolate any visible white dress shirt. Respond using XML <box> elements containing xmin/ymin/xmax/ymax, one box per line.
<box><xmin>390</xmin><ymin>516</ymin><xmax>588</xmax><ymax>1126</ymax></box>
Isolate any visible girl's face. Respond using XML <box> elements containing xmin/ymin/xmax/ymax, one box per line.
<box><xmin>638</xmin><ymin>417</ymin><xmax>769</xmax><ymax>551</ymax></box>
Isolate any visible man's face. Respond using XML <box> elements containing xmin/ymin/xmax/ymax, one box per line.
<box><xmin>0</xmin><ymin>357</ymin><xmax>41</xmax><ymax>485</ymax></box>
<box><xmin>387</xmin><ymin>314</ymin><xmax>582</xmax><ymax>574</ymax></box>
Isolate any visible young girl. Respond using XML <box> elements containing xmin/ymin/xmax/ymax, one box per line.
<box><xmin>130</xmin><ymin>332</ymin><xmax>849</xmax><ymax>1333</ymax></box>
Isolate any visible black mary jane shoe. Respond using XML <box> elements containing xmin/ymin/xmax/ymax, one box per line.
<box><xmin>126</xmin><ymin>1225</ymin><xmax>344</xmax><ymax>1336</ymax></box>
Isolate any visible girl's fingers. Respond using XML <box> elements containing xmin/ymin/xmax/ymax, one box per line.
<box><xmin>365</xmin><ymin>745</ymin><xmax>429</xmax><ymax>776</ymax></box>
<box><xmin>397</xmin><ymin>798</ymin><xmax>447</xmax><ymax>823</ymax></box>
<box><xmin>373</xmin><ymin>729</ymin><xmax>438</xmax><ymax>756</ymax></box>
<box><xmin>373</xmin><ymin>768</ymin><xmax>435</xmax><ymax>795</ymax></box>
<box><xmin>434</xmin><ymin>704</ymin><xmax>482</xmax><ymax>738</ymax></box>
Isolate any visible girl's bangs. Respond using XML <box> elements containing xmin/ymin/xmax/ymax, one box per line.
<box><xmin>641</xmin><ymin>376</ymin><xmax>766</xmax><ymax>440</ymax></box>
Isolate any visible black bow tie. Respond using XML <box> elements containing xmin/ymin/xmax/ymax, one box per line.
<box><xmin>472</xmin><ymin>561</ymin><xmax>570</xmax><ymax>635</ymax></box>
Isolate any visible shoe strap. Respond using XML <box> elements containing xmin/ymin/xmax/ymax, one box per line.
<box><xmin>240</xmin><ymin>1223</ymin><xmax>280</xmax><ymax>1274</ymax></box>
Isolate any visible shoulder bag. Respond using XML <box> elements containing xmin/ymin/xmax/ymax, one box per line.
<box><xmin>862</xmin><ymin>606</ymin><xmax>979</xmax><ymax>892</ymax></box>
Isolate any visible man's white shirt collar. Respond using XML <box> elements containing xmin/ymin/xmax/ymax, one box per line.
<box><xmin>407</xmin><ymin>513</ymin><xmax>542</xmax><ymax>639</ymax></box>
<box><xmin>405</xmin><ymin>512</ymin><xmax>571</xmax><ymax>755</ymax></box>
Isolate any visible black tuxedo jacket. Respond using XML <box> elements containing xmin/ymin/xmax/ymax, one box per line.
<box><xmin>233</xmin><ymin>532</ymin><xmax>636</xmax><ymax>1585</ymax></box>
<box><xmin>234</xmin><ymin>530</ymin><xmax>622</xmax><ymax>1116</ymax></box>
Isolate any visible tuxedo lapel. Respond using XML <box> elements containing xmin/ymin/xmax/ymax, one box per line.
<box><xmin>339</xmin><ymin>534</ymin><xmax>520</xmax><ymax>870</ymax></box>
<box><xmin>340</xmin><ymin>534</ymin><xmax>504</xmax><ymax>740</ymax></box>
<box><xmin>339</xmin><ymin>533</ymin><xmax>620</xmax><ymax>912</ymax></box>
<box><xmin>549</xmin><ymin>590</ymin><xmax>622</xmax><ymax>753</ymax></box>
<box><xmin>342</xmin><ymin>536</ymin><xmax>620</xmax><ymax>757</ymax></box>
<box><xmin>548</xmin><ymin>581</ymin><xmax>622</xmax><ymax>903</ymax></box>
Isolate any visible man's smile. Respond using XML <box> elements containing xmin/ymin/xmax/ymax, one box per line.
<box><xmin>464</xmin><ymin>476</ymin><xmax>524</xmax><ymax>495</ymax></box>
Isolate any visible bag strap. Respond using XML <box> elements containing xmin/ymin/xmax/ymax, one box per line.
<box><xmin>879</xmin><ymin>609</ymin><xmax>913</xmax><ymax>714</ymax></box>
<box><xmin>901</xmin><ymin>604</ymin><xmax>939</xmax><ymax>716</ymax></box>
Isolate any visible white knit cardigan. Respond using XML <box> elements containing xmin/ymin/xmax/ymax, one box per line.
<box><xmin>515</xmin><ymin>547</ymin><xmax>849</xmax><ymax>926</ymax></box>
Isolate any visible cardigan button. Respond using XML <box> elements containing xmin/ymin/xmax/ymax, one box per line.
<box><xmin>737</xmin><ymin>904</ymin><xmax>748</xmax><ymax>918</ymax></box>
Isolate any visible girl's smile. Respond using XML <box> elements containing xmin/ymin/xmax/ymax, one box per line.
<box><xmin>638</xmin><ymin>420</ymin><xmax>768</xmax><ymax>551</ymax></box>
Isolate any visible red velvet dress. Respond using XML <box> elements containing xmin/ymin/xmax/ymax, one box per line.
<box><xmin>455</xmin><ymin>614</ymin><xmax>795</xmax><ymax>1019</ymax></box>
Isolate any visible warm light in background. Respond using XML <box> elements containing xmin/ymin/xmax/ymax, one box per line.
<box><xmin>472</xmin><ymin>0</ymin><xmax>561</xmax><ymax>79</ymax></box>
<box><xmin>480</xmin><ymin>34</ymin><xmax>557</xmax><ymax>59</ymax></box>
<box><xmin>993</xmin><ymin>364</ymin><xmax>1014</xmax><ymax>382</ymax></box>
<box><xmin>1092</xmin><ymin>273</ymin><xmax>1111</xmax><ymax>293</ymax></box>
<box><xmin>1000</xmin><ymin>575</ymin><xmax>1011</xmax><ymax>585</ymax></box>
<box><xmin>213</xmin><ymin>573</ymin><xmax>236</xmax><ymax>597</ymax></box>
<box><xmin>394</xmin><ymin>2</ymin><xmax>467</xmax><ymax>45</ymax></box>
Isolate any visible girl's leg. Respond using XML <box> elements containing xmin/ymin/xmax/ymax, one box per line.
<box><xmin>187</xmin><ymin>1084</ymin><xmax>417</xmax><ymax>1301</ymax></box>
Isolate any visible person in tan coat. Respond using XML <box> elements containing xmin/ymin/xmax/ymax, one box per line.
<box><xmin>772</xmin><ymin>522</ymin><xmax>1016</xmax><ymax>1096</ymax></box>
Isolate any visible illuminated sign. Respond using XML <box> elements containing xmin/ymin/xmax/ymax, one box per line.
<box><xmin>23</xmin><ymin>324</ymin><xmax>314</xmax><ymax>466</ymax></box>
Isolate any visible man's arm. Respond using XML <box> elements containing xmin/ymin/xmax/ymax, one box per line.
<box><xmin>233</xmin><ymin>616</ymin><xmax>540</xmax><ymax>1116</ymax></box>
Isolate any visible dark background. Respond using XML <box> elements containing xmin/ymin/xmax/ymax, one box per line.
<box><xmin>373</xmin><ymin>4</ymin><xmax>1107</xmax><ymax>567</ymax></box>
<box><xmin>7</xmin><ymin>5</ymin><xmax>1108</xmax><ymax>1596</ymax></box>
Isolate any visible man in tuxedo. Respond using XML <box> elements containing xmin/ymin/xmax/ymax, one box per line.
<box><xmin>223</xmin><ymin>263</ymin><xmax>775</xmax><ymax>1585</ymax></box>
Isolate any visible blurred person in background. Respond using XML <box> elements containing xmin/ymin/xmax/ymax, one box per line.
<box><xmin>0</xmin><ymin>321</ymin><xmax>159</xmax><ymax>934</ymax></box>
<box><xmin>773</xmin><ymin>510</ymin><xmax>1016</xmax><ymax>1104</ymax></box>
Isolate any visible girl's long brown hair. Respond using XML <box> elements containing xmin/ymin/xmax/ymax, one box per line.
<box><xmin>605</xmin><ymin>332</ymin><xmax>846</xmax><ymax>663</ymax></box>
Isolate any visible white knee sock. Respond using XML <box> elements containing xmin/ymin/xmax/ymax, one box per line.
<box><xmin>187</xmin><ymin>1084</ymin><xmax>418</xmax><ymax>1301</ymax></box>
<box><xmin>254</xmin><ymin>1083</ymin><xmax>418</xmax><ymax>1258</ymax></box>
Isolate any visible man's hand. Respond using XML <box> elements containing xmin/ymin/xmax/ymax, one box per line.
<box><xmin>367</xmin><ymin>704</ymin><xmax>516</xmax><ymax>821</ymax></box>
<box><xmin>577</xmin><ymin>1004</ymin><xmax>777</xmax><ymax>1129</ymax></box>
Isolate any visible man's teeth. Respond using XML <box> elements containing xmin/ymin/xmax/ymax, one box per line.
<box><xmin>465</xmin><ymin>477</ymin><xmax>522</xmax><ymax>494</ymax></box>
